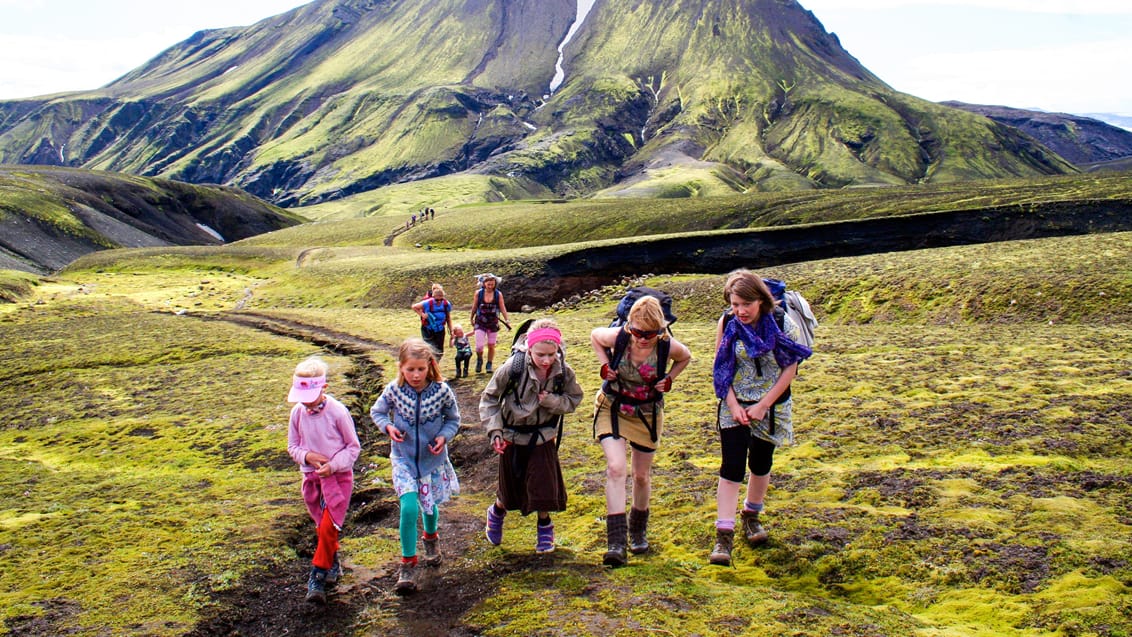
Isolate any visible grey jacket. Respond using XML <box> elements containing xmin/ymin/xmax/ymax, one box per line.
<box><xmin>479</xmin><ymin>349</ymin><xmax>583</xmax><ymax>446</ymax></box>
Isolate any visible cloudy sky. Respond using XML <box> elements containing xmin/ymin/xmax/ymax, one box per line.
<box><xmin>1</xmin><ymin>0</ymin><xmax>1130</xmax><ymax>118</ymax></box>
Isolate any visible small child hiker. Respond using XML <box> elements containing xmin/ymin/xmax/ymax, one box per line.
<box><xmin>452</xmin><ymin>324</ymin><xmax>473</xmax><ymax>378</ymax></box>
<box><xmin>479</xmin><ymin>319</ymin><xmax>584</xmax><ymax>553</ymax></box>
<box><xmin>370</xmin><ymin>338</ymin><xmax>461</xmax><ymax>594</ymax></box>
<box><xmin>286</xmin><ymin>356</ymin><xmax>361</xmax><ymax>604</ymax></box>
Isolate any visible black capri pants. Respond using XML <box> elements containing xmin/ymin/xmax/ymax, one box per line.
<box><xmin>719</xmin><ymin>426</ymin><xmax>776</xmax><ymax>483</ymax></box>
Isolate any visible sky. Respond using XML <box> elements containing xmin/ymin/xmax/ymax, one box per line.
<box><xmin>1</xmin><ymin>0</ymin><xmax>1130</xmax><ymax>119</ymax></box>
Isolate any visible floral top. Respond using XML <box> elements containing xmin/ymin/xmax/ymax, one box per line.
<box><xmin>718</xmin><ymin>314</ymin><xmax>802</xmax><ymax>445</ymax></box>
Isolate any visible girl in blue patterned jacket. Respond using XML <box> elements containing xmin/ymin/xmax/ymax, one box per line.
<box><xmin>370</xmin><ymin>338</ymin><xmax>461</xmax><ymax>594</ymax></box>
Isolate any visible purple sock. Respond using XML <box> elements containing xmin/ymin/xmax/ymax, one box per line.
<box><xmin>715</xmin><ymin>519</ymin><xmax>735</xmax><ymax>532</ymax></box>
<box><xmin>743</xmin><ymin>501</ymin><xmax>764</xmax><ymax>514</ymax></box>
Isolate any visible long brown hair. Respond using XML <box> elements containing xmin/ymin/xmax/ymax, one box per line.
<box><xmin>723</xmin><ymin>269</ymin><xmax>776</xmax><ymax>318</ymax></box>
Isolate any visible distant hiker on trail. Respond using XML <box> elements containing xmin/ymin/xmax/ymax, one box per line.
<box><xmin>285</xmin><ymin>356</ymin><xmax>361</xmax><ymax>604</ymax></box>
<box><xmin>590</xmin><ymin>296</ymin><xmax>691</xmax><ymax>566</ymax></box>
<box><xmin>413</xmin><ymin>283</ymin><xmax>453</xmax><ymax>359</ymax></box>
<box><xmin>470</xmin><ymin>273</ymin><xmax>511</xmax><ymax>374</ymax></box>
<box><xmin>451</xmin><ymin>323</ymin><xmax>473</xmax><ymax>378</ymax></box>
<box><xmin>479</xmin><ymin>319</ymin><xmax>583</xmax><ymax>554</ymax></box>
<box><xmin>708</xmin><ymin>269</ymin><xmax>811</xmax><ymax>567</ymax></box>
<box><xmin>369</xmin><ymin>338</ymin><xmax>461</xmax><ymax>595</ymax></box>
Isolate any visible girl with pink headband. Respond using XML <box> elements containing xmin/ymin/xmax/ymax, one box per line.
<box><xmin>479</xmin><ymin>318</ymin><xmax>583</xmax><ymax>554</ymax></box>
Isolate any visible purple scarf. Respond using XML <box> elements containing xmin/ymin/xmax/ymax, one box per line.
<box><xmin>713</xmin><ymin>312</ymin><xmax>812</xmax><ymax>399</ymax></box>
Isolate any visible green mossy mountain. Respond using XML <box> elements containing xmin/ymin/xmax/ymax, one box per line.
<box><xmin>0</xmin><ymin>0</ymin><xmax>1074</xmax><ymax>207</ymax></box>
<box><xmin>0</xmin><ymin>166</ymin><xmax>301</xmax><ymax>274</ymax></box>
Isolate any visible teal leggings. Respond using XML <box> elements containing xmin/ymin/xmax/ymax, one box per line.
<box><xmin>399</xmin><ymin>493</ymin><xmax>439</xmax><ymax>558</ymax></box>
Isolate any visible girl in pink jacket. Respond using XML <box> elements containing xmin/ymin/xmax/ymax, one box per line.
<box><xmin>286</xmin><ymin>356</ymin><xmax>361</xmax><ymax>604</ymax></box>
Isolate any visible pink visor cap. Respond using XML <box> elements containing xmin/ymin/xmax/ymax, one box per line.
<box><xmin>288</xmin><ymin>375</ymin><xmax>327</xmax><ymax>403</ymax></box>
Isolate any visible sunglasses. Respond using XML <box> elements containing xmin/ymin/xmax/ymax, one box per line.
<box><xmin>628</xmin><ymin>326</ymin><xmax>663</xmax><ymax>339</ymax></box>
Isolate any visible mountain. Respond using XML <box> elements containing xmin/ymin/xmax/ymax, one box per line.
<box><xmin>1084</xmin><ymin>113</ymin><xmax>1132</xmax><ymax>133</ymax></box>
<box><xmin>942</xmin><ymin>102</ymin><xmax>1132</xmax><ymax>166</ymax></box>
<box><xmin>0</xmin><ymin>166</ymin><xmax>301</xmax><ymax>274</ymax></box>
<box><xmin>0</xmin><ymin>0</ymin><xmax>1075</xmax><ymax>207</ymax></box>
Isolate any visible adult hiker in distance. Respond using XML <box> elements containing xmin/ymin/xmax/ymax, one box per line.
<box><xmin>470</xmin><ymin>273</ymin><xmax>511</xmax><ymax>374</ymax></box>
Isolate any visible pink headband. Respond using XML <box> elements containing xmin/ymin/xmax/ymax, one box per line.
<box><xmin>525</xmin><ymin>327</ymin><xmax>562</xmax><ymax>347</ymax></box>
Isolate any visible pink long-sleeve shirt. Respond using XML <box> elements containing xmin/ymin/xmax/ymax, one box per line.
<box><xmin>287</xmin><ymin>395</ymin><xmax>360</xmax><ymax>474</ymax></box>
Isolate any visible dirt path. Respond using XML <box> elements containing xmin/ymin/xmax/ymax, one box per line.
<box><xmin>188</xmin><ymin>311</ymin><xmax>509</xmax><ymax>636</ymax></box>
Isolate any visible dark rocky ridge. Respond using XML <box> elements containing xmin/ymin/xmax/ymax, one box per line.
<box><xmin>494</xmin><ymin>200</ymin><xmax>1132</xmax><ymax>308</ymax></box>
<box><xmin>943</xmin><ymin>102</ymin><xmax>1132</xmax><ymax>166</ymax></box>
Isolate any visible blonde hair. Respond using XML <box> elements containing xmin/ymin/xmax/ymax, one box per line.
<box><xmin>723</xmin><ymin>269</ymin><xmax>776</xmax><ymax>317</ymax></box>
<box><xmin>430</xmin><ymin>283</ymin><xmax>446</xmax><ymax>299</ymax></box>
<box><xmin>397</xmin><ymin>337</ymin><xmax>443</xmax><ymax>384</ymax></box>
<box><xmin>626</xmin><ymin>296</ymin><xmax>670</xmax><ymax>340</ymax></box>
<box><xmin>294</xmin><ymin>355</ymin><xmax>329</xmax><ymax>378</ymax></box>
<box><xmin>452</xmin><ymin>323</ymin><xmax>465</xmax><ymax>335</ymax></box>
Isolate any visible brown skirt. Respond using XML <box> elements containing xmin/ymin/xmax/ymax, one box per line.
<box><xmin>496</xmin><ymin>440</ymin><xmax>567</xmax><ymax>515</ymax></box>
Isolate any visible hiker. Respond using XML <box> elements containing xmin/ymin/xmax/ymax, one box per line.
<box><xmin>413</xmin><ymin>283</ymin><xmax>453</xmax><ymax>359</ymax></box>
<box><xmin>470</xmin><ymin>273</ymin><xmax>511</xmax><ymax>374</ymax></box>
<box><xmin>590</xmin><ymin>296</ymin><xmax>691</xmax><ymax>566</ymax></box>
<box><xmin>451</xmin><ymin>323</ymin><xmax>473</xmax><ymax>378</ymax></box>
<box><xmin>479</xmin><ymin>319</ymin><xmax>584</xmax><ymax>554</ymax></box>
<box><xmin>708</xmin><ymin>269</ymin><xmax>812</xmax><ymax>566</ymax></box>
<box><xmin>286</xmin><ymin>356</ymin><xmax>361</xmax><ymax>604</ymax></box>
<box><xmin>369</xmin><ymin>338</ymin><xmax>461</xmax><ymax>594</ymax></box>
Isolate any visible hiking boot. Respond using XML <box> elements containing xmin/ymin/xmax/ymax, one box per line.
<box><xmin>476</xmin><ymin>354</ymin><xmax>483</xmax><ymax>374</ymax></box>
<box><xmin>395</xmin><ymin>561</ymin><xmax>417</xmax><ymax>595</ymax></box>
<box><xmin>463</xmin><ymin>362</ymin><xmax>470</xmax><ymax>376</ymax></box>
<box><xmin>454</xmin><ymin>368</ymin><xmax>462</xmax><ymax>379</ymax></box>
<box><xmin>709</xmin><ymin>528</ymin><xmax>734</xmax><ymax>566</ymax></box>
<box><xmin>422</xmin><ymin>534</ymin><xmax>442</xmax><ymax>566</ymax></box>
<box><xmin>305</xmin><ymin>566</ymin><xmax>328</xmax><ymax>604</ymax></box>
<box><xmin>535</xmin><ymin>523</ymin><xmax>555</xmax><ymax>554</ymax></box>
<box><xmin>485</xmin><ymin>504</ymin><xmax>506</xmax><ymax>546</ymax></box>
<box><xmin>603</xmin><ymin>513</ymin><xmax>628</xmax><ymax>567</ymax></box>
<box><xmin>741</xmin><ymin>509</ymin><xmax>769</xmax><ymax>546</ymax></box>
<box><xmin>325</xmin><ymin>555</ymin><xmax>341</xmax><ymax>588</ymax></box>
<box><xmin>628</xmin><ymin>508</ymin><xmax>650</xmax><ymax>554</ymax></box>
<box><xmin>485</xmin><ymin>361</ymin><xmax>493</xmax><ymax>373</ymax></box>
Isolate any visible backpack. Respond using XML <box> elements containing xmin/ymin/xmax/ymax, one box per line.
<box><xmin>420</xmin><ymin>296</ymin><xmax>451</xmax><ymax>334</ymax></box>
<box><xmin>762</xmin><ymin>278</ymin><xmax>817</xmax><ymax>348</ymax></box>
<box><xmin>498</xmin><ymin>319</ymin><xmax>567</xmax><ymax>449</ymax></box>
<box><xmin>610</xmin><ymin>286</ymin><xmax>677</xmax><ymax>330</ymax></box>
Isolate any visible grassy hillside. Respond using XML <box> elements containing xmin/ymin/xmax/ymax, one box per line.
<box><xmin>0</xmin><ymin>166</ymin><xmax>302</xmax><ymax>274</ymax></box>
<box><xmin>2</xmin><ymin>224</ymin><xmax>1130</xmax><ymax>635</ymax></box>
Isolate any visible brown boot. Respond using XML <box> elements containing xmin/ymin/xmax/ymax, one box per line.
<box><xmin>603</xmin><ymin>513</ymin><xmax>628</xmax><ymax>567</ymax></box>
<box><xmin>741</xmin><ymin>510</ymin><xmax>769</xmax><ymax>546</ymax></box>
<box><xmin>628</xmin><ymin>508</ymin><xmax>650</xmax><ymax>554</ymax></box>
<box><xmin>709</xmin><ymin>528</ymin><xmax>734</xmax><ymax>566</ymax></box>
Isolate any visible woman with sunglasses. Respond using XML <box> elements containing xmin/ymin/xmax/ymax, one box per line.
<box><xmin>590</xmin><ymin>295</ymin><xmax>692</xmax><ymax>566</ymax></box>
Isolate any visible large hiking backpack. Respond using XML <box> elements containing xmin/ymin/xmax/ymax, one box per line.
<box><xmin>498</xmin><ymin>319</ymin><xmax>567</xmax><ymax>448</ymax></box>
<box><xmin>420</xmin><ymin>296</ymin><xmax>451</xmax><ymax>334</ymax></box>
<box><xmin>762</xmin><ymin>278</ymin><xmax>817</xmax><ymax>348</ymax></box>
<box><xmin>610</xmin><ymin>286</ymin><xmax>677</xmax><ymax>330</ymax></box>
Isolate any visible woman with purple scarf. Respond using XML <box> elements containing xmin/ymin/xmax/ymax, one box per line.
<box><xmin>708</xmin><ymin>270</ymin><xmax>812</xmax><ymax>566</ymax></box>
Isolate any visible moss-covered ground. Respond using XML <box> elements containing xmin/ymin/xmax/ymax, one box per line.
<box><xmin>1</xmin><ymin>222</ymin><xmax>1129</xmax><ymax>635</ymax></box>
